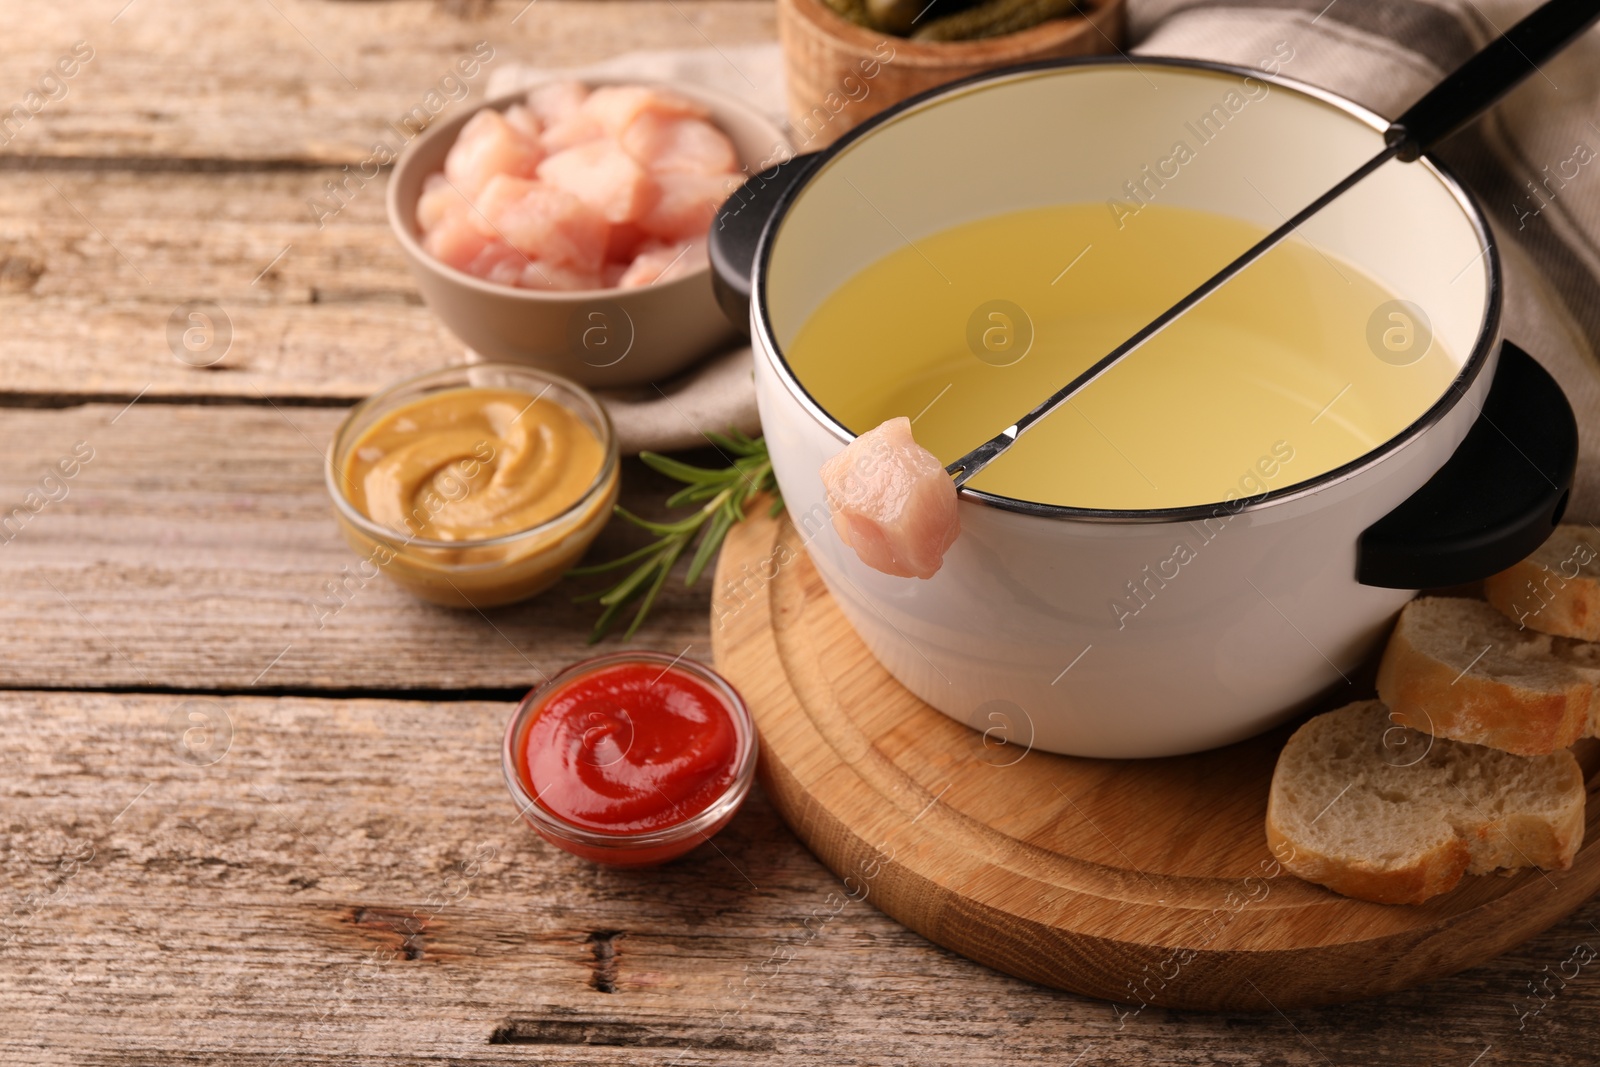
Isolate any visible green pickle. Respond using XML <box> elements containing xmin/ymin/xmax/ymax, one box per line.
<box><xmin>821</xmin><ymin>0</ymin><xmax>875</xmax><ymax>26</ymax></box>
<box><xmin>911</xmin><ymin>0</ymin><xmax>1080</xmax><ymax>40</ymax></box>
<box><xmin>864</xmin><ymin>0</ymin><xmax>923</xmax><ymax>34</ymax></box>
<box><xmin>821</xmin><ymin>0</ymin><xmax>1080</xmax><ymax>42</ymax></box>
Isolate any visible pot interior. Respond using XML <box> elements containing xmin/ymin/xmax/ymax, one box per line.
<box><xmin>761</xmin><ymin>62</ymin><xmax>1493</xmax><ymax>512</ymax></box>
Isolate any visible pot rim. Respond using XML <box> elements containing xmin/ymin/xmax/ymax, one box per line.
<box><xmin>750</xmin><ymin>56</ymin><xmax>1503</xmax><ymax>525</ymax></box>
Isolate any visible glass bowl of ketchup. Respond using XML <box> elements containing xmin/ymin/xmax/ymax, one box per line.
<box><xmin>502</xmin><ymin>651</ymin><xmax>758</xmax><ymax>866</ymax></box>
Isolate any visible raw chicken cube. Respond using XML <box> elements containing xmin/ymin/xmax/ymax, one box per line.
<box><xmin>444</xmin><ymin>109</ymin><xmax>543</xmax><ymax>199</ymax></box>
<box><xmin>621</xmin><ymin>113</ymin><xmax>738</xmax><ymax>175</ymax></box>
<box><xmin>422</xmin><ymin>217</ymin><xmax>529</xmax><ymax>286</ymax></box>
<box><xmin>471</xmin><ymin>175</ymin><xmax>607</xmax><ymax>271</ymax></box>
<box><xmin>640</xmin><ymin>170</ymin><xmax>739</xmax><ymax>242</ymax></box>
<box><xmin>541</xmin><ymin>115</ymin><xmax>602</xmax><ymax>152</ymax></box>
<box><xmin>585</xmin><ymin>85</ymin><xmax>707</xmax><ymax>128</ymax></box>
<box><xmin>502</xmin><ymin>103</ymin><xmax>542</xmax><ymax>142</ymax></box>
<box><xmin>537</xmin><ymin>141</ymin><xmax>657</xmax><ymax>224</ymax></box>
<box><xmin>470</xmin><ymin>241</ymin><xmax>531</xmax><ymax>287</ymax></box>
<box><xmin>618</xmin><ymin>238</ymin><xmax>706</xmax><ymax>288</ymax></box>
<box><xmin>520</xmin><ymin>260</ymin><xmax>604</xmax><ymax>291</ymax></box>
<box><xmin>604</xmin><ymin>221</ymin><xmax>649</xmax><ymax>264</ymax></box>
<box><xmin>415</xmin><ymin>173</ymin><xmax>471</xmax><ymax>231</ymax></box>
<box><xmin>543</xmin><ymin>84</ymin><xmax>706</xmax><ymax>151</ymax></box>
<box><xmin>422</xmin><ymin>214</ymin><xmax>495</xmax><ymax>271</ymax></box>
<box><xmin>526</xmin><ymin>80</ymin><xmax>588</xmax><ymax>127</ymax></box>
<box><xmin>417</xmin><ymin>83</ymin><xmax>744</xmax><ymax>292</ymax></box>
<box><xmin>819</xmin><ymin>417</ymin><xmax>960</xmax><ymax>580</ymax></box>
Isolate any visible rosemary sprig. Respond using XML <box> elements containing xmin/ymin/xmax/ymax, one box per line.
<box><xmin>570</xmin><ymin>430</ymin><xmax>783</xmax><ymax>642</ymax></box>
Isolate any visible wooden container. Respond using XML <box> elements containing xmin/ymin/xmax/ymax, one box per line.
<box><xmin>777</xmin><ymin>0</ymin><xmax>1128</xmax><ymax>150</ymax></box>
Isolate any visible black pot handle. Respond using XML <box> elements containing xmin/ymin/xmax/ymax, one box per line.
<box><xmin>709</xmin><ymin>151</ymin><xmax>826</xmax><ymax>332</ymax></box>
<box><xmin>1357</xmin><ymin>341</ymin><xmax>1577</xmax><ymax>588</ymax></box>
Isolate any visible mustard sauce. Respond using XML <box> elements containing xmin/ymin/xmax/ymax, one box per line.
<box><xmin>331</xmin><ymin>383</ymin><xmax>617</xmax><ymax>609</ymax></box>
<box><xmin>343</xmin><ymin>387</ymin><xmax>607</xmax><ymax>541</ymax></box>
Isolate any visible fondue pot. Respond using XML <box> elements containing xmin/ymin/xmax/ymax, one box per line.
<box><xmin>708</xmin><ymin>58</ymin><xmax>1577</xmax><ymax>758</ymax></box>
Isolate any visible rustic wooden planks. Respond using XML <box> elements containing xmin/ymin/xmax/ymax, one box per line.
<box><xmin>3</xmin><ymin>1</ymin><xmax>1600</xmax><ymax>1062</ymax></box>
<box><xmin>0</xmin><ymin>0</ymin><xmax>775</xmax><ymax>166</ymax></box>
<box><xmin>0</xmin><ymin>403</ymin><xmax>710</xmax><ymax>691</ymax></box>
<box><xmin>0</xmin><ymin>0</ymin><xmax>777</xmax><ymax>401</ymax></box>
<box><xmin>0</xmin><ymin>167</ymin><xmax>475</xmax><ymax>399</ymax></box>
<box><xmin>5</xmin><ymin>689</ymin><xmax>1600</xmax><ymax>1066</ymax></box>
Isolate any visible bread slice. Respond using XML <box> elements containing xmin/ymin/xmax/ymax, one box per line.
<box><xmin>1551</xmin><ymin>635</ymin><xmax>1600</xmax><ymax>724</ymax></box>
<box><xmin>1266</xmin><ymin>700</ymin><xmax>1586</xmax><ymax>905</ymax></box>
<box><xmin>1376</xmin><ymin>597</ymin><xmax>1594</xmax><ymax>755</ymax></box>
<box><xmin>1485</xmin><ymin>524</ymin><xmax>1600</xmax><ymax>641</ymax></box>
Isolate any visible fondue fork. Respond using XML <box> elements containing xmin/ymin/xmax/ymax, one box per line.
<box><xmin>946</xmin><ymin>0</ymin><xmax>1600</xmax><ymax>488</ymax></box>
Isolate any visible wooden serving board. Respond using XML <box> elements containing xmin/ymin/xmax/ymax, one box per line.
<box><xmin>710</xmin><ymin>508</ymin><xmax>1600</xmax><ymax>1010</ymax></box>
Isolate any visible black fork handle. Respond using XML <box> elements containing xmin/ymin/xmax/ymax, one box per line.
<box><xmin>1386</xmin><ymin>0</ymin><xmax>1600</xmax><ymax>160</ymax></box>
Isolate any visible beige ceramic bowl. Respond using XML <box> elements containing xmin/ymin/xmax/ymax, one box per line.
<box><xmin>386</xmin><ymin>80</ymin><xmax>790</xmax><ymax>388</ymax></box>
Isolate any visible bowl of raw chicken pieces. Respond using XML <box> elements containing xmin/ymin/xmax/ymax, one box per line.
<box><xmin>387</xmin><ymin>78</ymin><xmax>790</xmax><ymax>386</ymax></box>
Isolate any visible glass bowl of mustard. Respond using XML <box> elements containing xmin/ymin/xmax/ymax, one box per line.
<box><xmin>326</xmin><ymin>363</ymin><xmax>620</xmax><ymax>608</ymax></box>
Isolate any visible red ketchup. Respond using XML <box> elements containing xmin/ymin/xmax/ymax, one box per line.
<box><xmin>505</xmin><ymin>653</ymin><xmax>754</xmax><ymax>866</ymax></box>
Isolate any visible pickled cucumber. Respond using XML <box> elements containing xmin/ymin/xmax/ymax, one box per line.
<box><xmin>821</xmin><ymin>0</ymin><xmax>874</xmax><ymax>27</ymax></box>
<box><xmin>864</xmin><ymin>0</ymin><xmax>924</xmax><ymax>34</ymax></box>
<box><xmin>910</xmin><ymin>0</ymin><xmax>1080</xmax><ymax>40</ymax></box>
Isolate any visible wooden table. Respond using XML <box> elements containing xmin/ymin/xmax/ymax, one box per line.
<box><xmin>2</xmin><ymin>3</ymin><xmax>1598</xmax><ymax>1063</ymax></box>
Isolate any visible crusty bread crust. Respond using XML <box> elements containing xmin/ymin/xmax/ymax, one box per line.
<box><xmin>1265</xmin><ymin>813</ymin><xmax>1469</xmax><ymax>906</ymax></box>
<box><xmin>1484</xmin><ymin>525</ymin><xmax>1600</xmax><ymax>642</ymax></box>
<box><xmin>1487</xmin><ymin>563</ymin><xmax>1600</xmax><ymax>641</ymax></box>
<box><xmin>1461</xmin><ymin>810</ymin><xmax>1585</xmax><ymax>877</ymax></box>
<box><xmin>1266</xmin><ymin>701</ymin><xmax>1586</xmax><ymax>906</ymax></box>
<box><xmin>1271</xmin><ymin>550</ymin><xmax>1600</xmax><ymax>906</ymax></box>
<box><xmin>1376</xmin><ymin>600</ymin><xmax>1592</xmax><ymax>756</ymax></box>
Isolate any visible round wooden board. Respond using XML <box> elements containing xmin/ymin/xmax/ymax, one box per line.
<box><xmin>710</xmin><ymin>508</ymin><xmax>1600</xmax><ymax>1010</ymax></box>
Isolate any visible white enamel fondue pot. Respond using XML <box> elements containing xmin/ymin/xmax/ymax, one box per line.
<box><xmin>709</xmin><ymin>59</ymin><xmax>1576</xmax><ymax>758</ymax></box>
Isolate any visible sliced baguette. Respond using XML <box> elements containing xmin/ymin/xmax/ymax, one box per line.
<box><xmin>1551</xmin><ymin>635</ymin><xmax>1600</xmax><ymax>724</ymax></box>
<box><xmin>1485</xmin><ymin>524</ymin><xmax>1600</xmax><ymax>641</ymax></box>
<box><xmin>1266</xmin><ymin>700</ymin><xmax>1586</xmax><ymax>905</ymax></box>
<box><xmin>1376</xmin><ymin>597</ymin><xmax>1593</xmax><ymax>755</ymax></box>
